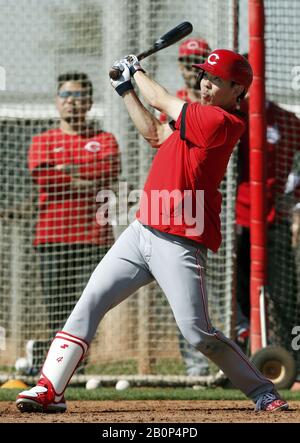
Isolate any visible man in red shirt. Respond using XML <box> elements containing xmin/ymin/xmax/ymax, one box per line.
<box><xmin>16</xmin><ymin>50</ymin><xmax>288</xmax><ymax>413</ymax></box>
<box><xmin>26</xmin><ymin>72</ymin><xmax>120</xmax><ymax>373</ymax></box>
<box><xmin>160</xmin><ymin>37</ymin><xmax>211</xmax><ymax>377</ymax></box>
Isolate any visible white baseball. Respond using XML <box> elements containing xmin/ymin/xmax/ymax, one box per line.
<box><xmin>85</xmin><ymin>378</ymin><xmax>101</xmax><ymax>390</ymax></box>
<box><xmin>115</xmin><ymin>379</ymin><xmax>130</xmax><ymax>390</ymax></box>
<box><xmin>15</xmin><ymin>357</ymin><xmax>29</xmax><ymax>374</ymax></box>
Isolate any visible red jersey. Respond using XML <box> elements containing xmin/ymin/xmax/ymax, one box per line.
<box><xmin>236</xmin><ymin>100</ymin><xmax>300</xmax><ymax>227</ymax></box>
<box><xmin>28</xmin><ymin>127</ymin><xmax>120</xmax><ymax>246</ymax></box>
<box><xmin>137</xmin><ymin>103</ymin><xmax>245</xmax><ymax>252</ymax></box>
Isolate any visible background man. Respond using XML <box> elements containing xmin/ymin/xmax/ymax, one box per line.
<box><xmin>26</xmin><ymin>72</ymin><xmax>120</xmax><ymax>373</ymax></box>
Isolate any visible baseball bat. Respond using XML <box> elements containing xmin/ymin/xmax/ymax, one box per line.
<box><xmin>109</xmin><ymin>21</ymin><xmax>193</xmax><ymax>80</ymax></box>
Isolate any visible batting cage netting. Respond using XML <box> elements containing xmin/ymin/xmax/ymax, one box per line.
<box><xmin>262</xmin><ymin>0</ymin><xmax>300</xmax><ymax>371</ymax></box>
<box><xmin>0</xmin><ymin>0</ymin><xmax>299</xmax><ymax>386</ymax></box>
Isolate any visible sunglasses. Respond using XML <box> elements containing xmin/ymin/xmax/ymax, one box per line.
<box><xmin>58</xmin><ymin>90</ymin><xmax>89</xmax><ymax>99</ymax></box>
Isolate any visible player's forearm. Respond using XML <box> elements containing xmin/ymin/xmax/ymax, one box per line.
<box><xmin>133</xmin><ymin>71</ymin><xmax>184</xmax><ymax>120</ymax></box>
<box><xmin>133</xmin><ymin>71</ymin><xmax>169</xmax><ymax>111</ymax></box>
<box><xmin>78</xmin><ymin>157</ymin><xmax>120</xmax><ymax>181</ymax></box>
<box><xmin>122</xmin><ymin>90</ymin><xmax>163</xmax><ymax>147</ymax></box>
<box><xmin>55</xmin><ymin>163</ymin><xmax>102</xmax><ymax>183</ymax></box>
<box><xmin>69</xmin><ymin>177</ymin><xmax>99</xmax><ymax>190</ymax></box>
<box><xmin>33</xmin><ymin>168</ymin><xmax>72</xmax><ymax>188</ymax></box>
<box><xmin>33</xmin><ymin>165</ymin><xmax>95</xmax><ymax>191</ymax></box>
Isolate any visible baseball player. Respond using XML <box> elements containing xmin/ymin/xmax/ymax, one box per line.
<box><xmin>16</xmin><ymin>49</ymin><xmax>288</xmax><ymax>413</ymax></box>
<box><xmin>160</xmin><ymin>37</ymin><xmax>212</xmax><ymax>377</ymax></box>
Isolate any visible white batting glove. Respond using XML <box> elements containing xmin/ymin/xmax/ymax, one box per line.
<box><xmin>124</xmin><ymin>54</ymin><xmax>145</xmax><ymax>76</ymax></box>
<box><xmin>110</xmin><ymin>60</ymin><xmax>133</xmax><ymax>96</ymax></box>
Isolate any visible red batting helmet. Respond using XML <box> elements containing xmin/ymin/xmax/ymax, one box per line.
<box><xmin>193</xmin><ymin>48</ymin><xmax>253</xmax><ymax>90</ymax></box>
<box><xmin>178</xmin><ymin>38</ymin><xmax>211</xmax><ymax>59</ymax></box>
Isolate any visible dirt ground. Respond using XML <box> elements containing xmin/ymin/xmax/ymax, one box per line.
<box><xmin>1</xmin><ymin>400</ymin><xmax>300</xmax><ymax>423</ymax></box>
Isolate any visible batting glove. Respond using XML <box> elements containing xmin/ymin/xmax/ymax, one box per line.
<box><xmin>110</xmin><ymin>61</ymin><xmax>133</xmax><ymax>96</ymax></box>
<box><xmin>124</xmin><ymin>54</ymin><xmax>145</xmax><ymax>76</ymax></box>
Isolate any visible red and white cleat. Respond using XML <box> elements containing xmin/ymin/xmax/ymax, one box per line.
<box><xmin>255</xmin><ymin>391</ymin><xmax>288</xmax><ymax>412</ymax></box>
<box><xmin>16</xmin><ymin>379</ymin><xmax>66</xmax><ymax>413</ymax></box>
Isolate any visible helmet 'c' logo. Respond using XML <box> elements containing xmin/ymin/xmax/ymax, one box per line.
<box><xmin>208</xmin><ymin>53</ymin><xmax>220</xmax><ymax>65</ymax></box>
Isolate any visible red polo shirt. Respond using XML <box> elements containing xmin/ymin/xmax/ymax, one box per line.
<box><xmin>137</xmin><ymin>103</ymin><xmax>245</xmax><ymax>252</ymax></box>
<box><xmin>28</xmin><ymin>127</ymin><xmax>120</xmax><ymax>246</ymax></box>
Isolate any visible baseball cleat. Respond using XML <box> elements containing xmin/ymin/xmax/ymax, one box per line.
<box><xmin>16</xmin><ymin>396</ymin><xmax>66</xmax><ymax>413</ymax></box>
<box><xmin>255</xmin><ymin>391</ymin><xmax>289</xmax><ymax>412</ymax></box>
<box><xmin>16</xmin><ymin>380</ymin><xmax>67</xmax><ymax>413</ymax></box>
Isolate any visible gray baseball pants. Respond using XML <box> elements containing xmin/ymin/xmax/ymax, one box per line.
<box><xmin>63</xmin><ymin>220</ymin><xmax>273</xmax><ymax>400</ymax></box>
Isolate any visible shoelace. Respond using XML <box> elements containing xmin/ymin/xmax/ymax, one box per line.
<box><xmin>256</xmin><ymin>392</ymin><xmax>277</xmax><ymax>410</ymax></box>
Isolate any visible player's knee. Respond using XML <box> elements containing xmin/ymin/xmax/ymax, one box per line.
<box><xmin>179</xmin><ymin>324</ymin><xmax>221</xmax><ymax>357</ymax></box>
<box><xmin>195</xmin><ymin>337</ymin><xmax>221</xmax><ymax>357</ymax></box>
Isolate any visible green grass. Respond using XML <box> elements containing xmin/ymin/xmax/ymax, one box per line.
<box><xmin>85</xmin><ymin>359</ymin><xmax>188</xmax><ymax>375</ymax></box>
<box><xmin>1</xmin><ymin>387</ymin><xmax>300</xmax><ymax>402</ymax></box>
<box><xmin>0</xmin><ymin>359</ymin><xmax>186</xmax><ymax>377</ymax></box>
<box><xmin>2</xmin><ymin>358</ymin><xmax>204</xmax><ymax>376</ymax></box>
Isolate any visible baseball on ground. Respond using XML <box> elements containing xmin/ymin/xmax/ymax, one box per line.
<box><xmin>115</xmin><ymin>379</ymin><xmax>130</xmax><ymax>390</ymax></box>
<box><xmin>85</xmin><ymin>378</ymin><xmax>101</xmax><ymax>390</ymax></box>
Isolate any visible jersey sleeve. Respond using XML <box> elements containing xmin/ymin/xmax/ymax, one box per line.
<box><xmin>28</xmin><ymin>135</ymin><xmax>53</xmax><ymax>171</ymax></box>
<box><xmin>28</xmin><ymin>135</ymin><xmax>72</xmax><ymax>189</ymax></box>
<box><xmin>175</xmin><ymin>102</ymin><xmax>227</xmax><ymax>149</ymax></box>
